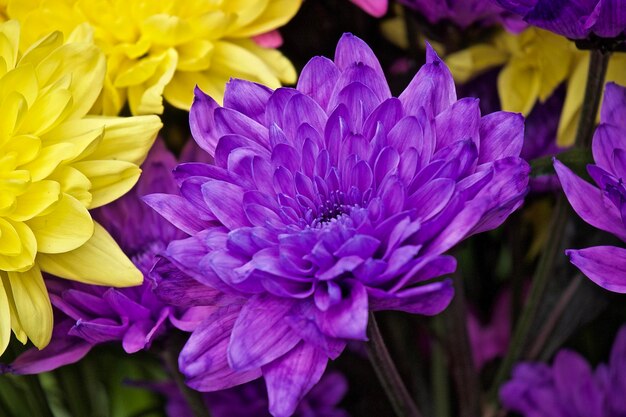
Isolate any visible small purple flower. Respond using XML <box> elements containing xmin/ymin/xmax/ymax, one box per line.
<box><xmin>5</xmin><ymin>140</ymin><xmax>212</xmax><ymax>374</ymax></box>
<box><xmin>150</xmin><ymin>33</ymin><xmax>529</xmax><ymax>417</ymax></box>
<box><xmin>158</xmin><ymin>372</ymin><xmax>349</xmax><ymax>417</ymax></box>
<box><xmin>554</xmin><ymin>82</ymin><xmax>626</xmax><ymax>293</ymax></box>
<box><xmin>497</xmin><ymin>0</ymin><xmax>626</xmax><ymax>39</ymax></box>
<box><xmin>500</xmin><ymin>325</ymin><xmax>626</xmax><ymax>416</ymax></box>
<box><xmin>400</xmin><ymin>0</ymin><xmax>526</xmax><ymax>32</ymax></box>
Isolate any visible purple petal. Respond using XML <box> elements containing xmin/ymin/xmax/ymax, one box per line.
<box><xmin>180</xmin><ymin>306</ymin><xmax>262</xmax><ymax>391</ymax></box>
<box><xmin>8</xmin><ymin>321</ymin><xmax>92</xmax><ymax>374</ymax></box>
<box><xmin>368</xmin><ymin>279</ymin><xmax>454</xmax><ymax>314</ymax></box>
<box><xmin>435</xmin><ymin>98</ymin><xmax>481</xmax><ymax>152</ymax></box>
<box><xmin>190</xmin><ymin>86</ymin><xmax>220</xmax><ymax>156</ymax></box>
<box><xmin>315</xmin><ymin>280</ymin><xmax>369</xmax><ymax>340</ymax></box>
<box><xmin>334</xmin><ymin>33</ymin><xmax>385</xmax><ymax>80</ymax></box>
<box><xmin>143</xmin><ymin>193</ymin><xmax>213</xmax><ymax>235</ymax></box>
<box><xmin>202</xmin><ymin>180</ymin><xmax>251</xmax><ymax>230</ymax></box>
<box><xmin>554</xmin><ymin>159</ymin><xmax>626</xmax><ymax>241</ymax></box>
<box><xmin>228</xmin><ymin>294</ymin><xmax>301</xmax><ymax>371</ymax></box>
<box><xmin>223</xmin><ymin>79</ymin><xmax>272</xmax><ymax>123</ymax></box>
<box><xmin>478</xmin><ymin>111</ymin><xmax>525</xmax><ymax>164</ymax></box>
<box><xmin>297</xmin><ymin>56</ymin><xmax>341</xmax><ymax>112</ymax></box>
<box><xmin>592</xmin><ymin>123</ymin><xmax>626</xmax><ymax>173</ymax></box>
<box><xmin>399</xmin><ymin>43</ymin><xmax>456</xmax><ymax>117</ymax></box>
<box><xmin>262</xmin><ymin>341</ymin><xmax>328</xmax><ymax>417</ymax></box>
<box><xmin>567</xmin><ymin>246</ymin><xmax>626</xmax><ymax>293</ymax></box>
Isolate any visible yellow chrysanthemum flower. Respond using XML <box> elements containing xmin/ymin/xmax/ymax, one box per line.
<box><xmin>446</xmin><ymin>27</ymin><xmax>626</xmax><ymax>146</ymax></box>
<box><xmin>0</xmin><ymin>20</ymin><xmax>161</xmax><ymax>355</ymax></box>
<box><xmin>6</xmin><ymin>0</ymin><xmax>301</xmax><ymax>116</ymax></box>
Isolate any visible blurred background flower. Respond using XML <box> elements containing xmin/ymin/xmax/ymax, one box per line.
<box><xmin>500</xmin><ymin>325</ymin><xmax>626</xmax><ymax>416</ymax></box>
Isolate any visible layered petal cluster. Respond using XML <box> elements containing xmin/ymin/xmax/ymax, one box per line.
<box><xmin>6</xmin><ymin>0</ymin><xmax>300</xmax><ymax>115</ymax></box>
<box><xmin>348</xmin><ymin>0</ymin><xmax>388</xmax><ymax>17</ymax></box>
<box><xmin>447</xmin><ymin>27</ymin><xmax>626</xmax><ymax>146</ymax></box>
<box><xmin>0</xmin><ymin>21</ymin><xmax>161</xmax><ymax>356</ymax></box>
<box><xmin>3</xmin><ymin>141</ymin><xmax>212</xmax><ymax>374</ymax></box>
<box><xmin>500</xmin><ymin>325</ymin><xmax>626</xmax><ymax>416</ymax></box>
<box><xmin>150</xmin><ymin>34</ymin><xmax>529</xmax><ymax>417</ymax></box>
<box><xmin>160</xmin><ymin>372</ymin><xmax>349</xmax><ymax>417</ymax></box>
<box><xmin>496</xmin><ymin>0</ymin><xmax>626</xmax><ymax>39</ymax></box>
<box><xmin>400</xmin><ymin>0</ymin><xmax>525</xmax><ymax>31</ymax></box>
<box><xmin>554</xmin><ymin>82</ymin><xmax>626</xmax><ymax>293</ymax></box>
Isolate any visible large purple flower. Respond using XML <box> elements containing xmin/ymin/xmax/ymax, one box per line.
<box><xmin>496</xmin><ymin>0</ymin><xmax>626</xmax><ymax>39</ymax></box>
<box><xmin>500</xmin><ymin>325</ymin><xmax>626</xmax><ymax>416</ymax></box>
<box><xmin>400</xmin><ymin>0</ymin><xmax>526</xmax><ymax>31</ymax></box>
<box><xmin>554</xmin><ymin>82</ymin><xmax>626</xmax><ymax>293</ymax></box>
<box><xmin>150</xmin><ymin>34</ymin><xmax>529</xmax><ymax>417</ymax></box>
<box><xmin>4</xmin><ymin>140</ymin><xmax>212</xmax><ymax>374</ymax></box>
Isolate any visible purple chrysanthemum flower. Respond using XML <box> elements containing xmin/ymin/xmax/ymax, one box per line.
<box><xmin>4</xmin><ymin>140</ymin><xmax>213</xmax><ymax>375</ymax></box>
<box><xmin>496</xmin><ymin>0</ymin><xmax>626</xmax><ymax>39</ymax></box>
<box><xmin>400</xmin><ymin>0</ymin><xmax>526</xmax><ymax>32</ymax></box>
<box><xmin>554</xmin><ymin>82</ymin><xmax>626</xmax><ymax>293</ymax></box>
<box><xmin>149</xmin><ymin>33</ymin><xmax>529</xmax><ymax>417</ymax></box>
<box><xmin>500</xmin><ymin>325</ymin><xmax>626</xmax><ymax>416</ymax></box>
<box><xmin>156</xmin><ymin>372</ymin><xmax>349</xmax><ymax>417</ymax></box>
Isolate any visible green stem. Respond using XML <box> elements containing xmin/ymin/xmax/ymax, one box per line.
<box><xmin>444</xmin><ymin>275</ymin><xmax>481</xmax><ymax>417</ymax></box>
<box><xmin>488</xmin><ymin>196</ymin><xmax>569</xmax><ymax>404</ymax></box>
<box><xmin>574</xmin><ymin>48</ymin><xmax>611</xmax><ymax>148</ymax></box>
<box><xmin>162</xmin><ymin>339</ymin><xmax>212</xmax><ymax>417</ymax></box>
<box><xmin>431</xmin><ymin>317</ymin><xmax>450</xmax><ymax>417</ymax></box>
<box><xmin>366</xmin><ymin>313</ymin><xmax>423</xmax><ymax>417</ymax></box>
<box><xmin>527</xmin><ymin>275</ymin><xmax>582</xmax><ymax>360</ymax></box>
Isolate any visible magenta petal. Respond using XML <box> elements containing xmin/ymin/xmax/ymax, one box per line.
<box><xmin>349</xmin><ymin>0</ymin><xmax>389</xmax><ymax>17</ymax></box>
<box><xmin>190</xmin><ymin>86</ymin><xmax>220</xmax><ymax>156</ymax></box>
<box><xmin>554</xmin><ymin>159</ymin><xmax>626</xmax><ymax>241</ymax></box>
<box><xmin>228</xmin><ymin>294</ymin><xmax>301</xmax><ymax>371</ymax></box>
<box><xmin>262</xmin><ymin>341</ymin><xmax>328</xmax><ymax>417</ymax></box>
<box><xmin>180</xmin><ymin>306</ymin><xmax>262</xmax><ymax>391</ymax></box>
<box><xmin>567</xmin><ymin>246</ymin><xmax>626</xmax><ymax>293</ymax></box>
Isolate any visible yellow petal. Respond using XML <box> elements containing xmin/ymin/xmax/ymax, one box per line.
<box><xmin>5</xmin><ymin>134</ymin><xmax>41</xmax><ymax>166</ymax></box>
<box><xmin>0</xmin><ymin>273</ymin><xmax>11</xmax><ymax>354</ymax></box>
<box><xmin>0</xmin><ymin>220</ymin><xmax>36</xmax><ymax>272</ymax></box>
<box><xmin>36</xmin><ymin>40</ymin><xmax>106</xmax><ymax>120</ymax></box>
<box><xmin>7</xmin><ymin>264</ymin><xmax>53</xmax><ymax>349</ymax></box>
<box><xmin>0</xmin><ymin>20</ymin><xmax>20</xmax><ymax>70</ymax></box>
<box><xmin>446</xmin><ymin>44</ymin><xmax>509</xmax><ymax>84</ymax></box>
<box><xmin>38</xmin><ymin>221</ymin><xmax>142</xmax><ymax>287</ymax></box>
<box><xmin>0</xmin><ymin>271</ymin><xmax>27</xmax><ymax>344</ymax></box>
<box><xmin>141</xmin><ymin>14</ymin><xmax>195</xmax><ymax>46</ymax></box>
<box><xmin>72</xmin><ymin>160</ymin><xmax>140</xmax><ymax>209</ymax></box>
<box><xmin>557</xmin><ymin>55</ymin><xmax>587</xmax><ymax>146</ymax></box>
<box><xmin>232</xmin><ymin>0</ymin><xmax>302</xmax><ymax>38</ymax></box>
<box><xmin>9</xmin><ymin>180</ymin><xmax>60</xmax><ymax>222</ymax></box>
<box><xmin>21</xmin><ymin>142</ymin><xmax>75</xmax><ymax>181</ymax></box>
<box><xmin>126</xmin><ymin>48</ymin><xmax>178</xmax><ymax>115</ymax></box>
<box><xmin>46</xmin><ymin>166</ymin><xmax>92</xmax><ymax>207</ymax></box>
<box><xmin>234</xmin><ymin>39</ymin><xmax>297</xmax><ymax>85</ymax></box>
<box><xmin>498</xmin><ymin>60</ymin><xmax>541</xmax><ymax>115</ymax></box>
<box><xmin>165</xmin><ymin>69</ymin><xmax>226</xmax><ymax>108</ymax></box>
<box><xmin>26</xmin><ymin>193</ymin><xmax>94</xmax><ymax>254</ymax></box>
<box><xmin>81</xmin><ymin>115</ymin><xmax>161</xmax><ymax>165</ymax></box>
<box><xmin>0</xmin><ymin>217</ymin><xmax>21</xmax><ymax>256</ymax></box>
